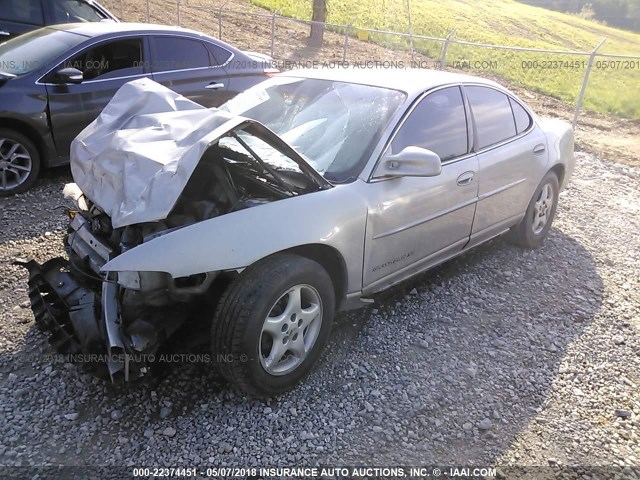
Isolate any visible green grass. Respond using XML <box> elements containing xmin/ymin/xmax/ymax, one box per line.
<box><xmin>252</xmin><ymin>0</ymin><xmax>640</xmax><ymax>118</ymax></box>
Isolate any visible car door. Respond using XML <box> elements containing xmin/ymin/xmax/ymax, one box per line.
<box><xmin>150</xmin><ymin>35</ymin><xmax>231</xmax><ymax>108</ymax></box>
<box><xmin>0</xmin><ymin>0</ymin><xmax>45</xmax><ymax>39</ymax></box>
<box><xmin>44</xmin><ymin>36</ymin><xmax>150</xmax><ymax>158</ymax></box>
<box><xmin>362</xmin><ymin>86</ymin><xmax>479</xmax><ymax>292</ymax></box>
<box><xmin>463</xmin><ymin>85</ymin><xmax>549</xmax><ymax>246</ymax></box>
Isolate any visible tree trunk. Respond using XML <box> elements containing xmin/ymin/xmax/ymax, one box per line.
<box><xmin>309</xmin><ymin>0</ymin><xmax>327</xmax><ymax>47</ymax></box>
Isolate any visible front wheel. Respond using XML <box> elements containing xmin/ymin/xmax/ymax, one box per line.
<box><xmin>508</xmin><ymin>171</ymin><xmax>559</xmax><ymax>249</ymax></box>
<box><xmin>211</xmin><ymin>253</ymin><xmax>335</xmax><ymax>397</ymax></box>
<box><xmin>0</xmin><ymin>129</ymin><xmax>41</xmax><ymax>196</ymax></box>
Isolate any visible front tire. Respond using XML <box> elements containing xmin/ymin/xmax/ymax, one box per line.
<box><xmin>211</xmin><ymin>253</ymin><xmax>335</xmax><ymax>397</ymax></box>
<box><xmin>508</xmin><ymin>171</ymin><xmax>559</xmax><ymax>249</ymax></box>
<box><xmin>0</xmin><ymin>129</ymin><xmax>41</xmax><ymax>197</ymax></box>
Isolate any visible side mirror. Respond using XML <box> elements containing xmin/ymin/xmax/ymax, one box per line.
<box><xmin>55</xmin><ymin>67</ymin><xmax>84</xmax><ymax>84</ymax></box>
<box><xmin>373</xmin><ymin>146</ymin><xmax>442</xmax><ymax>178</ymax></box>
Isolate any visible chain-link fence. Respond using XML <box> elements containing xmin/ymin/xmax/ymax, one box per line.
<box><xmin>102</xmin><ymin>0</ymin><xmax>640</xmax><ymax>127</ymax></box>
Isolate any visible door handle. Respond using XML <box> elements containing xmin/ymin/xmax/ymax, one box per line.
<box><xmin>533</xmin><ymin>144</ymin><xmax>546</xmax><ymax>155</ymax></box>
<box><xmin>0</xmin><ymin>31</ymin><xmax>10</xmax><ymax>36</ymax></box>
<box><xmin>456</xmin><ymin>171</ymin><xmax>475</xmax><ymax>186</ymax></box>
<box><xmin>205</xmin><ymin>82</ymin><xmax>224</xmax><ymax>90</ymax></box>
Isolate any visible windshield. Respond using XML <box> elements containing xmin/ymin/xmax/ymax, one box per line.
<box><xmin>0</xmin><ymin>28</ymin><xmax>88</xmax><ymax>76</ymax></box>
<box><xmin>222</xmin><ymin>76</ymin><xmax>406</xmax><ymax>183</ymax></box>
<box><xmin>50</xmin><ymin>0</ymin><xmax>108</xmax><ymax>23</ymax></box>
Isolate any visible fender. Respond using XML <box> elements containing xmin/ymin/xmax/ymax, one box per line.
<box><xmin>101</xmin><ymin>182</ymin><xmax>369</xmax><ymax>293</ymax></box>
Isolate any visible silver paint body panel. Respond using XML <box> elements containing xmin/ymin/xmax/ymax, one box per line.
<box><xmin>100</xmin><ymin>70</ymin><xmax>575</xmax><ymax>309</ymax></box>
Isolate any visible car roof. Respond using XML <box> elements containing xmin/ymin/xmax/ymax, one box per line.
<box><xmin>48</xmin><ymin>22</ymin><xmax>210</xmax><ymax>39</ymax></box>
<box><xmin>279</xmin><ymin>67</ymin><xmax>502</xmax><ymax>95</ymax></box>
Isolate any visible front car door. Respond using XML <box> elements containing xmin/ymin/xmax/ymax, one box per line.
<box><xmin>44</xmin><ymin>35</ymin><xmax>150</xmax><ymax>158</ymax></box>
<box><xmin>362</xmin><ymin>85</ymin><xmax>479</xmax><ymax>294</ymax></box>
<box><xmin>463</xmin><ymin>84</ymin><xmax>549</xmax><ymax>247</ymax></box>
<box><xmin>150</xmin><ymin>35</ymin><xmax>231</xmax><ymax>108</ymax></box>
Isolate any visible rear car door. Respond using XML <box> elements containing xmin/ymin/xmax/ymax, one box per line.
<box><xmin>150</xmin><ymin>35</ymin><xmax>231</xmax><ymax>107</ymax></box>
<box><xmin>44</xmin><ymin>36</ymin><xmax>150</xmax><ymax>157</ymax></box>
<box><xmin>0</xmin><ymin>0</ymin><xmax>45</xmax><ymax>39</ymax></box>
<box><xmin>363</xmin><ymin>86</ymin><xmax>479</xmax><ymax>292</ymax></box>
<box><xmin>463</xmin><ymin>85</ymin><xmax>549</xmax><ymax>246</ymax></box>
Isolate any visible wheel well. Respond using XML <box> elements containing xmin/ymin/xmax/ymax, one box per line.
<box><xmin>284</xmin><ymin>244</ymin><xmax>348</xmax><ymax>305</ymax></box>
<box><xmin>550</xmin><ymin>163</ymin><xmax>565</xmax><ymax>187</ymax></box>
<box><xmin>0</xmin><ymin>118</ymin><xmax>47</xmax><ymax>164</ymax></box>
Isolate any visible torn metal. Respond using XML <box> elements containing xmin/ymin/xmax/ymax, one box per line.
<box><xmin>17</xmin><ymin>78</ymin><xmax>330</xmax><ymax>382</ymax></box>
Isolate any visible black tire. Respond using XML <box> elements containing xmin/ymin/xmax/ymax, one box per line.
<box><xmin>211</xmin><ymin>253</ymin><xmax>335</xmax><ymax>397</ymax></box>
<box><xmin>507</xmin><ymin>171</ymin><xmax>559</xmax><ymax>249</ymax></box>
<box><xmin>0</xmin><ymin>128</ymin><xmax>41</xmax><ymax>196</ymax></box>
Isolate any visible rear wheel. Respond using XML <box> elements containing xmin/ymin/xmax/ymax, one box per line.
<box><xmin>0</xmin><ymin>129</ymin><xmax>40</xmax><ymax>196</ymax></box>
<box><xmin>211</xmin><ymin>253</ymin><xmax>335</xmax><ymax>397</ymax></box>
<box><xmin>508</xmin><ymin>171</ymin><xmax>559</xmax><ymax>249</ymax></box>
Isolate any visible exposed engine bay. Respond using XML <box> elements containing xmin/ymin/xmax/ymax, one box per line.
<box><xmin>18</xmin><ymin>125</ymin><xmax>321</xmax><ymax>383</ymax></box>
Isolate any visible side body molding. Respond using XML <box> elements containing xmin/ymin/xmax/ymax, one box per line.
<box><xmin>101</xmin><ymin>182</ymin><xmax>369</xmax><ymax>294</ymax></box>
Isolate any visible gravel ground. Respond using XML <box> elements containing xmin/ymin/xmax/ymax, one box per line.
<box><xmin>0</xmin><ymin>151</ymin><xmax>639</xmax><ymax>474</ymax></box>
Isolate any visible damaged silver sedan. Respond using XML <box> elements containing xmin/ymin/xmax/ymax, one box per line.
<box><xmin>19</xmin><ymin>69</ymin><xmax>575</xmax><ymax>396</ymax></box>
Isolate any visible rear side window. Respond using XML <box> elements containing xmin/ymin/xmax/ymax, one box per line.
<box><xmin>466</xmin><ymin>86</ymin><xmax>517</xmax><ymax>149</ymax></box>
<box><xmin>49</xmin><ymin>0</ymin><xmax>107</xmax><ymax>23</ymax></box>
<box><xmin>0</xmin><ymin>0</ymin><xmax>44</xmax><ymax>25</ymax></box>
<box><xmin>391</xmin><ymin>86</ymin><xmax>468</xmax><ymax>161</ymax></box>
<box><xmin>151</xmin><ymin>37</ymin><xmax>211</xmax><ymax>72</ymax></box>
<box><xmin>206</xmin><ymin>43</ymin><xmax>232</xmax><ymax>66</ymax></box>
<box><xmin>509</xmin><ymin>97</ymin><xmax>532</xmax><ymax>134</ymax></box>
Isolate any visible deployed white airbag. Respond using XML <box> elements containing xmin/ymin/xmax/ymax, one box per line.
<box><xmin>70</xmin><ymin>78</ymin><xmax>244</xmax><ymax>228</ymax></box>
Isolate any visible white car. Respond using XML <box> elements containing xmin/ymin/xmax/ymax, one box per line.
<box><xmin>19</xmin><ymin>69</ymin><xmax>574</xmax><ymax>396</ymax></box>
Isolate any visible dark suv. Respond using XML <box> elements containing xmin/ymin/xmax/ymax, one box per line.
<box><xmin>0</xmin><ymin>0</ymin><xmax>117</xmax><ymax>40</ymax></box>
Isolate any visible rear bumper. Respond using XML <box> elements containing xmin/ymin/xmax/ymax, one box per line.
<box><xmin>16</xmin><ymin>258</ymin><xmax>149</xmax><ymax>382</ymax></box>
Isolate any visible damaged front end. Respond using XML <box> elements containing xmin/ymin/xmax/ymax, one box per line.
<box><xmin>17</xmin><ymin>210</ymin><xmax>218</xmax><ymax>382</ymax></box>
<box><xmin>18</xmin><ymin>78</ymin><xmax>328</xmax><ymax>383</ymax></box>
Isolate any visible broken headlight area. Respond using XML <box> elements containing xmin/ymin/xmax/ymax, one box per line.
<box><xmin>16</xmin><ymin>255</ymin><xmax>218</xmax><ymax>383</ymax></box>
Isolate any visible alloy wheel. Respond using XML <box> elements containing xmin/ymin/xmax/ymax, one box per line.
<box><xmin>259</xmin><ymin>284</ymin><xmax>323</xmax><ymax>376</ymax></box>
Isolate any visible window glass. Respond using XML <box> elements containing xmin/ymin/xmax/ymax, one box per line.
<box><xmin>509</xmin><ymin>97</ymin><xmax>532</xmax><ymax>134</ymax></box>
<box><xmin>152</xmin><ymin>37</ymin><xmax>210</xmax><ymax>72</ymax></box>
<box><xmin>0</xmin><ymin>28</ymin><xmax>85</xmax><ymax>76</ymax></box>
<box><xmin>63</xmin><ymin>38</ymin><xmax>143</xmax><ymax>81</ymax></box>
<box><xmin>466</xmin><ymin>86</ymin><xmax>517</xmax><ymax>149</ymax></box>
<box><xmin>222</xmin><ymin>77</ymin><xmax>405</xmax><ymax>182</ymax></box>
<box><xmin>49</xmin><ymin>0</ymin><xmax>107</xmax><ymax>23</ymax></box>
<box><xmin>390</xmin><ymin>86</ymin><xmax>468</xmax><ymax>161</ymax></box>
<box><xmin>206</xmin><ymin>43</ymin><xmax>232</xmax><ymax>66</ymax></box>
<box><xmin>0</xmin><ymin>0</ymin><xmax>44</xmax><ymax>25</ymax></box>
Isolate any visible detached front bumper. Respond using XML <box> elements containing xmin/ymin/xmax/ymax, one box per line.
<box><xmin>16</xmin><ymin>257</ymin><xmax>151</xmax><ymax>382</ymax></box>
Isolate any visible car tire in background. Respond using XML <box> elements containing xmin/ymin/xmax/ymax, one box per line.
<box><xmin>0</xmin><ymin>129</ymin><xmax>41</xmax><ymax>197</ymax></box>
<box><xmin>212</xmin><ymin>253</ymin><xmax>335</xmax><ymax>397</ymax></box>
<box><xmin>508</xmin><ymin>171</ymin><xmax>560</xmax><ymax>249</ymax></box>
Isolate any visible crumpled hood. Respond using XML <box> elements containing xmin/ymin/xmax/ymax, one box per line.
<box><xmin>70</xmin><ymin>78</ymin><xmax>246</xmax><ymax>228</ymax></box>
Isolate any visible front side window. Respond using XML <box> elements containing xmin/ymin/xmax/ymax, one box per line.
<box><xmin>390</xmin><ymin>86</ymin><xmax>468</xmax><ymax>162</ymax></box>
<box><xmin>151</xmin><ymin>37</ymin><xmax>211</xmax><ymax>72</ymax></box>
<box><xmin>466</xmin><ymin>86</ymin><xmax>517</xmax><ymax>149</ymax></box>
<box><xmin>49</xmin><ymin>0</ymin><xmax>107</xmax><ymax>23</ymax></box>
<box><xmin>0</xmin><ymin>0</ymin><xmax>44</xmax><ymax>25</ymax></box>
<box><xmin>62</xmin><ymin>38</ymin><xmax>143</xmax><ymax>81</ymax></box>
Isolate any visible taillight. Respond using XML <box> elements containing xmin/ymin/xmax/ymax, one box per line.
<box><xmin>263</xmin><ymin>68</ymin><xmax>280</xmax><ymax>76</ymax></box>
